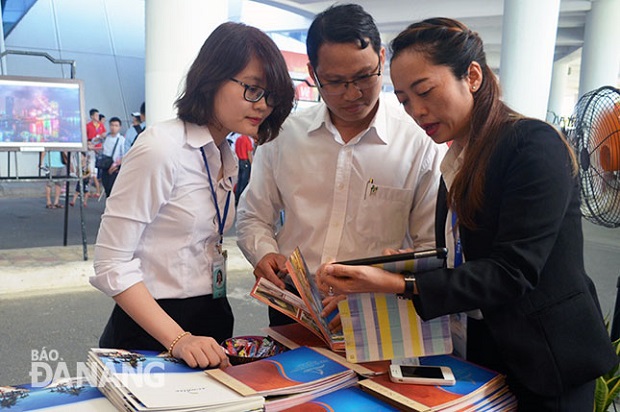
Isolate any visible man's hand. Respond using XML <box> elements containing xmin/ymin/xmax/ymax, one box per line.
<box><xmin>254</xmin><ymin>253</ymin><xmax>288</xmax><ymax>289</ymax></box>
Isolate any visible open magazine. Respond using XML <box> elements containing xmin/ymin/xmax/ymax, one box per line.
<box><xmin>251</xmin><ymin>247</ymin><xmax>449</xmax><ymax>355</ymax></box>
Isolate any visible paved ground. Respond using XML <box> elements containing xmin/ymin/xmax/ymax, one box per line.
<box><xmin>1</xmin><ymin>181</ymin><xmax>620</xmax><ymax>388</ymax></box>
<box><xmin>0</xmin><ymin>182</ymin><xmax>267</xmax><ymax>386</ymax></box>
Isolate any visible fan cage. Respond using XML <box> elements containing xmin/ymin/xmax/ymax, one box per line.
<box><xmin>567</xmin><ymin>86</ymin><xmax>620</xmax><ymax>228</ymax></box>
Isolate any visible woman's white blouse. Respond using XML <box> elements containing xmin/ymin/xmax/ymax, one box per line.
<box><xmin>90</xmin><ymin>119</ymin><xmax>237</xmax><ymax>299</ymax></box>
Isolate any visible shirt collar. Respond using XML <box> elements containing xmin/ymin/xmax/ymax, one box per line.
<box><xmin>306</xmin><ymin>97</ymin><xmax>388</xmax><ymax>145</ymax></box>
<box><xmin>184</xmin><ymin>122</ymin><xmax>237</xmax><ymax>188</ymax></box>
<box><xmin>185</xmin><ymin>122</ymin><xmax>215</xmax><ymax>148</ymax></box>
<box><xmin>441</xmin><ymin>141</ymin><xmax>466</xmax><ymax>191</ymax></box>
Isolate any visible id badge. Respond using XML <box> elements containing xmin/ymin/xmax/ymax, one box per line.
<box><xmin>212</xmin><ymin>250</ymin><xmax>228</xmax><ymax>299</ymax></box>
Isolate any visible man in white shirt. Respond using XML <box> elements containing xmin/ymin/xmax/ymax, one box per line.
<box><xmin>100</xmin><ymin>117</ymin><xmax>126</xmax><ymax>197</ymax></box>
<box><xmin>124</xmin><ymin>102</ymin><xmax>146</xmax><ymax>153</ymax></box>
<box><xmin>236</xmin><ymin>4</ymin><xmax>446</xmax><ymax>325</ymax></box>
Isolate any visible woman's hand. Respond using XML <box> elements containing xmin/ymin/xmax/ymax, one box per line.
<box><xmin>321</xmin><ymin>294</ymin><xmax>346</xmax><ymax>333</ymax></box>
<box><xmin>316</xmin><ymin>263</ymin><xmax>405</xmax><ymax>295</ymax></box>
<box><xmin>171</xmin><ymin>334</ymin><xmax>229</xmax><ymax>369</ymax></box>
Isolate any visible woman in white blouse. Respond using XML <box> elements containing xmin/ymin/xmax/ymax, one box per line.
<box><xmin>90</xmin><ymin>22</ymin><xmax>294</xmax><ymax>369</ymax></box>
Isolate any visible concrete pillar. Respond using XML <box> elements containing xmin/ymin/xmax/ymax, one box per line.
<box><xmin>547</xmin><ymin>61</ymin><xmax>570</xmax><ymax>122</ymax></box>
<box><xmin>500</xmin><ymin>0</ymin><xmax>561</xmax><ymax>119</ymax></box>
<box><xmin>145</xmin><ymin>0</ymin><xmax>228</xmax><ymax>125</ymax></box>
<box><xmin>578</xmin><ymin>0</ymin><xmax>620</xmax><ymax>97</ymax></box>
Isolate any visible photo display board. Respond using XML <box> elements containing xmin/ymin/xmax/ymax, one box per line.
<box><xmin>0</xmin><ymin>75</ymin><xmax>86</xmax><ymax>151</ymax></box>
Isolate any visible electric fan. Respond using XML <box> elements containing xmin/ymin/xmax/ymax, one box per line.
<box><xmin>567</xmin><ymin>85</ymin><xmax>620</xmax><ymax>228</ymax></box>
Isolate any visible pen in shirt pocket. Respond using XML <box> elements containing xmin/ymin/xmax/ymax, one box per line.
<box><xmin>364</xmin><ymin>177</ymin><xmax>378</xmax><ymax>199</ymax></box>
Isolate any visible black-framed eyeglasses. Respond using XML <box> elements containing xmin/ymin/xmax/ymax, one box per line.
<box><xmin>230</xmin><ymin>78</ymin><xmax>278</xmax><ymax>107</ymax></box>
<box><xmin>313</xmin><ymin>60</ymin><xmax>382</xmax><ymax>96</ymax></box>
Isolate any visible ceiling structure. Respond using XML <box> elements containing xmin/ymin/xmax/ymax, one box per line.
<box><xmin>246</xmin><ymin>0</ymin><xmax>596</xmax><ymax>89</ymax></box>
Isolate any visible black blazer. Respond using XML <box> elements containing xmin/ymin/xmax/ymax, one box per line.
<box><xmin>415</xmin><ymin>119</ymin><xmax>617</xmax><ymax>396</ymax></box>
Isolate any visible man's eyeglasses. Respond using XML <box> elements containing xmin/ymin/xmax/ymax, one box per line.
<box><xmin>230</xmin><ymin>78</ymin><xmax>278</xmax><ymax>107</ymax></box>
<box><xmin>313</xmin><ymin>60</ymin><xmax>382</xmax><ymax>96</ymax></box>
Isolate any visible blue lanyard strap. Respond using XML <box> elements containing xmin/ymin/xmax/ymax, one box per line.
<box><xmin>452</xmin><ymin>211</ymin><xmax>463</xmax><ymax>267</ymax></box>
<box><xmin>200</xmin><ymin>146</ymin><xmax>231</xmax><ymax>244</ymax></box>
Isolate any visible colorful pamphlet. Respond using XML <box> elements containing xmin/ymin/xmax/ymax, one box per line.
<box><xmin>338</xmin><ymin>293</ymin><xmax>453</xmax><ymax>363</ymax></box>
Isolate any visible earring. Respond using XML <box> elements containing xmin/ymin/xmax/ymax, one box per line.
<box><xmin>472</xmin><ymin>85</ymin><xmax>477</xmax><ymax>91</ymax></box>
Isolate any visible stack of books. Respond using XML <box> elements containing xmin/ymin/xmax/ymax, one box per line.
<box><xmin>207</xmin><ymin>346</ymin><xmax>358</xmax><ymax>411</ymax></box>
<box><xmin>359</xmin><ymin>355</ymin><xmax>517</xmax><ymax>411</ymax></box>
<box><xmin>88</xmin><ymin>348</ymin><xmax>264</xmax><ymax>412</ymax></box>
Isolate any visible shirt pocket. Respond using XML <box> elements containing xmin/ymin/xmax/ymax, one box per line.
<box><xmin>355</xmin><ymin>185</ymin><xmax>413</xmax><ymax>246</ymax></box>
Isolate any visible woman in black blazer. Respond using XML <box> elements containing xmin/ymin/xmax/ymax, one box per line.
<box><xmin>316</xmin><ymin>17</ymin><xmax>618</xmax><ymax>409</ymax></box>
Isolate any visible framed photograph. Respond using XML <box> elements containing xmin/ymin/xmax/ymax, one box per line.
<box><xmin>0</xmin><ymin>75</ymin><xmax>86</xmax><ymax>151</ymax></box>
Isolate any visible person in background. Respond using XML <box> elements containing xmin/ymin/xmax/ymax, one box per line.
<box><xmin>70</xmin><ymin>152</ymin><xmax>90</xmax><ymax>207</ymax></box>
<box><xmin>90</xmin><ymin>22</ymin><xmax>294</xmax><ymax>369</ymax></box>
<box><xmin>41</xmin><ymin>151</ymin><xmax>65</xmax><ymax>209</ymax></box>
<box><xmin>86</xmin><ymin>108</ymin><xmax>105</xmax><ymax>198</ymax></box>
<box><xmin>124</xmin><ymin>102</ymin><xmax>146</xmax><ymax>152</ymax></box>
<box><xmin>100</xmin><ymin>117</ymin><xmax>126</xmax><ymax>197</ymax></box>
<box><xmin>236</xmin><ymin>3</ymin><xmax>445</xmax><ymax>327</ymax></box>
<box><xmin>316</xmin><ymin>17</ymin><xmax>618</xmax><ymax>409</ymax></box>
<box><xmin>234</xmin><ymin>134</ymin><xmax>254</xmax><ymax>205</ymax></box>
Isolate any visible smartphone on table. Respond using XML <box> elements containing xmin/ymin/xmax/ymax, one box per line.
<box><xmin>389</xmin><ymin>364</ymin><xmax>456</xmax><ymax>386</ymax></box>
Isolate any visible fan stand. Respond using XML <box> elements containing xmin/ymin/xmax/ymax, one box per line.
<box><xmin>612</xmin><ymin>276</ymin><xmax>620</xmax><ymax>341</ymax></box>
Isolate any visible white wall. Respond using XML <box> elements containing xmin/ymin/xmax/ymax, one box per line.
<box><xmin>1</xmin><ymin>0</ymin><xmax>145</xmax><ymax>177</ymax></box>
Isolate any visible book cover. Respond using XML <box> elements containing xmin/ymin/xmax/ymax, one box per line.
<box><xmin>206</xmin><ymin>346</ymin><xmax>356</xmax><ymax>398</ymax></box>
<box><xmin>0</xmin><ymin>377</ymin><xmax>116</xmax><ymax>411</ymax></box>
<box><xmin>359</xmin><ymin>355</ymin><xmax>509</xmax><ymax>412</ymax></box>
<box><xmin>88</xmin><ymin>348</ymin><xmax>264</xmax><ymax>411</ymax></box>
<box><xmin>280</xmin><ymin>386</ymin><xmax>399</xmax><ymax>412</ymax></box>
<box><xmin>338</xmin><ymin>293</ymin><xmax>452</xmax><ymax>363</ymax></box>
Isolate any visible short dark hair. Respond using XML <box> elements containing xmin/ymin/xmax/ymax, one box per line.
<box><xmin>140</xmin><ymin>102</ymin><xmax>145</xmax><ymax>116</ymax></box>
<box><xmin>89</xmin><ymin>108</ymin><xmax>99</xmax><ymax>116</ymax></box>
<box><xmin>99</xmin><ymin>114</ymin><xmax>105</xmax><ymax>120</ymax></box>
<box><xmin>306</xmin><ymin>3</ymin><xmax>381</xmax><ymax>69</ymax></box>
<box><xmin>109</xmin><ymin>116</ymin><xmax>121</xmax><ymax>126</ymax></box>
<box><xmin>175</xmin><ymin>22</ymin><xmax>295</xmax><ymax>145</ymax></box>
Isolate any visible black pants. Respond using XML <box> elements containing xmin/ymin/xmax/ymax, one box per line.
<box><xmin>99</xmin><ymin>294</ymin><xmax>234</xmax><ymax>351</ymax></box>
<box><xmin>235</xmin><ymin>160</ymin><xmax>251</xmax><ymax>205</ymax></box>
<box><xmin>101</xmin><ymin>168</ymin><xmax>118</xmax><ymax>198</ymax></box>
<box><xmin>466</xmin><ymin>318</ymin><xmax>596</xmax><ymax>411</ymax></box>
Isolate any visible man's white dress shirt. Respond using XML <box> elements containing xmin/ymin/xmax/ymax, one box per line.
<box><xmin>237</xmin><ymin>95</ymin><xmax>446</xmax><ymax>273</ymax></box>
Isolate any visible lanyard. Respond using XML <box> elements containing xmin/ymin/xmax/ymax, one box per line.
<box><xmin>200</xmin><ymin>146</ymin><xmax>231</xmax><ymax>246</ymax></box>
<box><xmin>452</xmin><ymin>211</ymin><xmax>463</xmax><ymax>267</ymax></box>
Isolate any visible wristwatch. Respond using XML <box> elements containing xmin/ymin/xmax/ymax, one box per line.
<box><xmin>398</xmin><ymin>271</ymin><xmax>417</xmax><ymax>300</ymax></box>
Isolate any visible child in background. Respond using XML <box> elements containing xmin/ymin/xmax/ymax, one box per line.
<box><xmin>70</xmin><ymin>152</ymin><xmax>90</xmax><ymax>207</ymax></box>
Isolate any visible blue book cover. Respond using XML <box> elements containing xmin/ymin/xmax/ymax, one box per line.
<box><xmin>0</xmin><ymin>377</ymin><xmax>115</xmax><ymax>411</ymax></box>
<box><xmin>207</xmin><ymin>346</ymin><xmax>356</xmax><ymax>397</ymax></box>
<box><xmin>281</xmin><ymin>386</ymin><xmax>399</xmax><ymax>411</ymax></box>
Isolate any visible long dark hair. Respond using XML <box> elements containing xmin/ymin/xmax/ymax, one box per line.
<box><xmin>391</xmin><ymin>18</ymin><xmax>520</xmax><ymax>229</ymax></box>
<box><xmin>175</xmin><ymin>22</ymin><xmax>295</xmax><ymax>144</ymax></box>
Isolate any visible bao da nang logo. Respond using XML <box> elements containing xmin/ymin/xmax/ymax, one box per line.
<box><xmin>29</xmin><ymin>347</ymin><xmax>167</xmax><ymax>388</ymax></box>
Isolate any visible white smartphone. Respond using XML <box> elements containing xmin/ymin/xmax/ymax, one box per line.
<box><xmin>389</xmin><ymin>364</ymin><xmax>456</xmax><ymax>386</ymax></box>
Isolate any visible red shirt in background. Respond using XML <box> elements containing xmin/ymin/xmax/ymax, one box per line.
<box><xmin>86</xmin><ymin>121</ymin><xmax>106</xmax><ymax>149</ymax></box>
<box><xmin>235</xmin><ymin>135</ymin><xmax>254</xmax><ymax>161</ymax></box>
